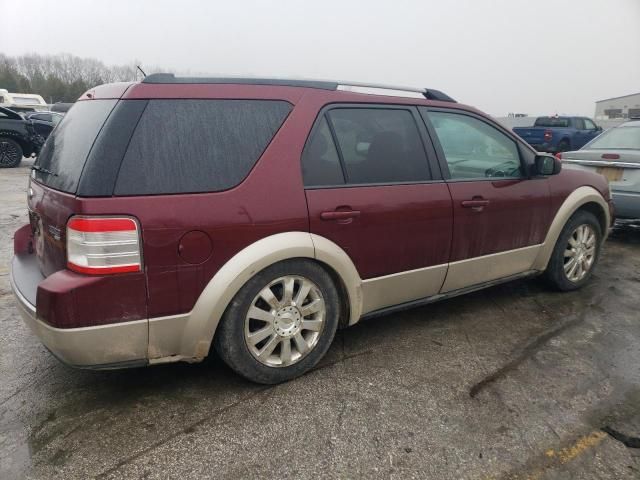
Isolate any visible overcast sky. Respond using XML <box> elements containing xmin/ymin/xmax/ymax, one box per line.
<box><xmin>2</xmin><ymin>0</ymin><xmax>639</xmax><ymax>116</ymax></box>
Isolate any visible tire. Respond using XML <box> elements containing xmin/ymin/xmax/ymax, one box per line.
<box><xmin>0</xmin><ymin>138</ymin><xmax>23</xmax><ymax>168</ymax></box>
<box><xmin>214</xmin><ymin>259</ymin><xmax>340</xmax><ymax>384</ymax></box>
<box><xmin>544</xmin><ymin>210</ymin><xmax>602</xmax><ymax>291</ymax></box>
<box><xmin>556</xmin><ymin>139</ymin><xmax>571</xmax><ymax>153</ymax></box>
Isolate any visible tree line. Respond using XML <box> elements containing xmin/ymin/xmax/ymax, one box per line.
<box><xmin>0</xmin><ymin>53</ymin><xmax>158</xmax><ymax>104</ymax></box>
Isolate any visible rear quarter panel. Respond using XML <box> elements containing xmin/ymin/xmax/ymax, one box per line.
<box><xmin>77</xmin><ymin>94</ymin><xmax>316</xmax><ymax>319</ymax></box>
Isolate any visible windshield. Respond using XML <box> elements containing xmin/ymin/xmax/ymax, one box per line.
<box><xmin>585</xmin><ymin>126</ymin><xmax>640</xmax><ymax>150</ymax></box>
<box><xmin>33</xmin><ymin>100</ymin><xmax>117</xmax><ymax>193</ymax></box>
<box><xmin>534</xmin><ymin>117</ymin><xmax>570</xmax><ymax>128</ymax></box>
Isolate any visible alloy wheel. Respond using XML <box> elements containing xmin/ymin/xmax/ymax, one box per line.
<box><xmin>244</xmin><ymin>275</ymin><xmax>326</xmax><ymax>367</ymax></box>
<box><xmin>563</xmin><ymin>224</ymin><xmax>597</xmax><ymax>282</ymax></box>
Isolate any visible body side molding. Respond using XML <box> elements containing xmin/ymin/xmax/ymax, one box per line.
<box><xmin>360</xmin><ymin>264</ymin><xmax>448</xmax><ymax>315</ymax></box>
<box><xmin>442</xmin><ymin>244</ymin><xmax>542</xmax><ymax>293</ymax></box>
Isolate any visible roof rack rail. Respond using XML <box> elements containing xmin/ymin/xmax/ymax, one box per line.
<box><xmin>337</xmin><ymin>83</ymin><xmax>456</xmax><ymax>102</ymax></box>
<box><xmin>337</xmin><ymin>84</ymin><xmax>425</xmax><ymax>99</ymax></box>
<box><xmin>141</xmin><ymin>73</ymin><xmax>456</xmax><ymax>102</ymax></box>
<box><xmin>142</xmin><ymin>73</ymin><xmax>337</xmax><ymax>90</ymax></box>
<box><xmin>424</xmin><ymin>89</ymin><xmax>457</xmax><ymax>103</ymax></box>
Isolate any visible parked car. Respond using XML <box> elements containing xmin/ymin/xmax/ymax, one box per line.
<box><xmin>0</xmin><ymin>106</ymin><xmax>44</xmax><ymax>167</ymax></box>
<box><xmin>23</xmin><ymin>111</ymin><xmax>64</xmax><ymax>139</ymax></box>
<box><xmin>0</xmin><ymin>89</ymin><xmax>49</xmax><ymax>114</ymax></box>
<box><xmin>514</xmin><ymin>116</ymin><xmax>603</xmax><ymax>153</ymax></box>
<box><xmin>10</xmin><ymin>74</ymin><xmax>613</xmax><ymax>383</ymax></box>
<box><xmin>560</xmin><ymin>119</ymin><xmax>640</xmax><ymax>219</ymax></box>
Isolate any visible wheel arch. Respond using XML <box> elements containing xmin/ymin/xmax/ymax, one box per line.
<box><xmin>532</xmin><ymin>186</ymin><xmax>610</xmax><ymax>271</ymax></box>
<box><xmin>148</xmin><ymin>232</ymin><xmax>363</xmax><ymax>363</ymax></box>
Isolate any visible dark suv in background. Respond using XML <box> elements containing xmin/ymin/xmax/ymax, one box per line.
<box><xmin>10</xmin><ymin>74</ymin><xmax>612</xmax><ymax>383</ymax></box>
<box><xmin>0</xmin><ymin>106</ymin><xmax>43</xmax><ymax>167</ymax></box>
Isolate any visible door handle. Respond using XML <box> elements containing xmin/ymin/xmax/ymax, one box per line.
<box><xmin>320</xmin><ymin>210</ymin><xmax>361</xmax><ymax>221</ymax></box>
<box><xmin>461</xmin><ymin>198</ymin><xmax>490</xmax><ymax>211</ymax></box>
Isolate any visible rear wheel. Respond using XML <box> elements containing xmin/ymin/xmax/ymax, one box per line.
<box><xmin>544</xmin><ymin>210</ymin><xmax>602</xmax><ymax>291</ymax></box>
<box><xmin>0</xmin><ymin>138</ymin><xmax>23</xmax><ymax>168</ymax></box>
<box><xmin>214</xmin><ymin>259</ymin><xmax>340</xmax><ymax>384</ymax></box>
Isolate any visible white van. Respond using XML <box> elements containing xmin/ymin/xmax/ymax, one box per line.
<box><xmin>0</xmin><ymin>89</ymin><xmax>48</xmax><ymax>113</ymax></box>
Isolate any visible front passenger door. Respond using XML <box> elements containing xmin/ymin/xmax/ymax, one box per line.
<box><xmin>420</xmin><ymin>108</ymin><xmax>552</xmax><ymax>292</ymax></box>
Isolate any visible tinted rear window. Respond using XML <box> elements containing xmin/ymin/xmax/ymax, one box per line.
<box><xmin>114</xmin><ymin>99</ymin><xmax>292</xmax><ymax>195</ymax></box>
<box><xmin>534</xmin><ymin>117</ymin><xmax>570</xmax><ymax>128</ymax></box>
<box><xmin>34</xmin><ymin>100</ymin><xmax>117</xmax><ymax>193</ymax></box>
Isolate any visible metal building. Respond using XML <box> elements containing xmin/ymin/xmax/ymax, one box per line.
<box><xmin>594</xmin><ymin>92</ymin><xmax>640</xmax><ymax>120</ymax></box>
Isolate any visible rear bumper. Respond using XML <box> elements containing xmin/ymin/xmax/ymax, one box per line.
<box><xmin>612</xmin><ymin>190</ymin><xmax>640</xmax><ymax>219</ymax></box>
<box><xmin>10</xmin><ymin>254</ymin><xmax>148</xmax><ymax>369</ymax></box>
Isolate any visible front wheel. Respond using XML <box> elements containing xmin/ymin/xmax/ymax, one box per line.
<box><xmin>0</xmin><ymin>138</ymin><xmax>23</xmax><ymax>168</ymax></box>
<box><xmin>214</xmin><ymin>259</ymin><xmax>340</xmax><ymax>384</ymax></box>
<box><xmin>544</xmin><ymin>210</ymin><xmax>602</xmax><ymax>291</ymax></box>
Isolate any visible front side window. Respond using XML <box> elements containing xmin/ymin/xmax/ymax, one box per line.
<box><xmin>584</xmin><ymin>118</ymin><xmax>597</xmax><ymax>130</ymax></box>
<box><xmin>427</xmin><ymin>111</ymin><xmax>522</xmax><ymax>180</ymax></box>
<box><xmin>574</xmin><ymin>118</ymin><xmax>586</xmax><ymax>130</ymax></box>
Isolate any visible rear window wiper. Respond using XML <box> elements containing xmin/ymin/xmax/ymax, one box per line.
<box><xmin>31</xmin><ymin>165</ymin><xmax>58</xmax><ymax>177</ymax></box>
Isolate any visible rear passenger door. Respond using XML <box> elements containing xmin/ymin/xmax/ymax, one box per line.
<box><xmin>302</xmin><ymin>105</ymin><xmax>453</xmax><ymax>313</ymax></box>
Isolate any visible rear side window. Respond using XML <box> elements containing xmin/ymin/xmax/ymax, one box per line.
<box><xmin>34</xmin><ymin>100</ymin><xmax>117</xmax><ymax>193</ymax></box>
<box><xmin>302</xmin><ymin>107</ymin><xmax>431</xmax><ymax>186</ymax></box>
<box><xmin>114</xmin><ymin>100</ymin><xmax>291</xmax><ymax>195</ymax></box>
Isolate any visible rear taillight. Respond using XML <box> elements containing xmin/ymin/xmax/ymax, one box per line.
<box><xmin>555</xmin><ymin>152</ymin><xmax>562</xmax><ymax>160</ymax></box>
<box><xmin>66</xmin><ymin>217</ymin><xmax>142</xmax><ymax>275</ymax></box>
<box><xmin>602</xmin><ymin>153</ymin><xmax>620</xmax><ymax>160</ymax></box>
<box><xmin>543</xmin><ymin>129</ymin><xmax>553</xmax><ymax>142</ymax></box>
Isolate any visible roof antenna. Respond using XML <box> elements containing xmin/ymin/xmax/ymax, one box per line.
<box><xmin>136</xmin><ymin>65</ymin><xmax>147</xmax><ymax>79</ymax></box>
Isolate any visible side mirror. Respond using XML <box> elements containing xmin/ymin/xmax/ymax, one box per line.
<box><xmin>534</xmin><ymin>154</ymin><xmax>562</xmax><ymax>176</ymax></box>
<box><xmin>595</xmin><ymin>125</ymin><xmax>603</xmax><ymax>132</ymax></box>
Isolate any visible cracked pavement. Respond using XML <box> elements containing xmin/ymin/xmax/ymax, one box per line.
<box><xmin>1</xmin><ymin>160</ymin><xmax>640</xmax><ymax>479</ymax></box>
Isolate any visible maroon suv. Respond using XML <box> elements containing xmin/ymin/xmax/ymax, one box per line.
<box><xmin>10</xmin><ymin>74</ymin><xmax>613</xmax><ymax>383</ymax></box>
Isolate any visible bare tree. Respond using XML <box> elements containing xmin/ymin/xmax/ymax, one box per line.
<box><xmin>0</xmin><ymin>53</ymin><xmax>166</xmax><ymax>103</ymax></box>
